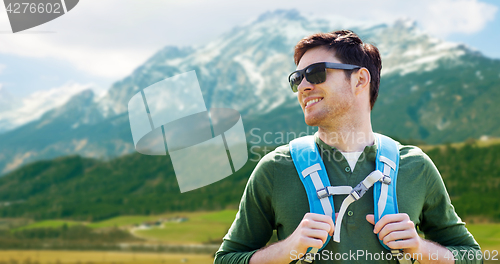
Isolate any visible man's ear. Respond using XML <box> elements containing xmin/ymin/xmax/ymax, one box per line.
<box><xmin>354</xmin><ymin>68</ymin><xmax>371</xmax><ymax>96</ymax></box>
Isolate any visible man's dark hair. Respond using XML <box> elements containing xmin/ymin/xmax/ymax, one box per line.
<box><xmin>294</xmin><ymin>30</ymin><xmax>382</xmax><ymax>110</ymax></box>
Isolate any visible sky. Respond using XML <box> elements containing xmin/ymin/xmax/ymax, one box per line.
<box><xmin>0</xmin><ymin>0</ymin><xmax>498</xmax><ymax>125</ymax></box>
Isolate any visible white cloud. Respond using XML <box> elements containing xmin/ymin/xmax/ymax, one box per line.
<box><xmin>0</xmin><ymin>82</ymin><xmax>92</xmax><ymax>130</ymax></box>
<box><xmin>312</xmin><ymin>0</ymin><xmax>497</xmax><ymax>37</ymax></box>
<box><xmin>423</xmin><ymin>0</ymin><xmax>497</xmax><ymax>36</ymax></box>
<box><xmin>0</xmin><ymin>0</ymin><xmax>497</xmax><ymax>79</ymax></box>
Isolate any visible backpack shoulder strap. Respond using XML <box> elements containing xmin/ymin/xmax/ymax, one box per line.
<box><xmin>373</xmin><ymin>133</ymin><xmax>400</xmax><ymax>250</ymax></box>
<box><xmin>289</xmin><ymin>135</ymin><xmax>334</xmax><ymax>252</ymax></box>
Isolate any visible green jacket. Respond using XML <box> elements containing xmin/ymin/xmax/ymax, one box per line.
<box><xmin>214</xmin><ymin>134</ymin><xmax>481</xmax><ymax>263</ymax></box>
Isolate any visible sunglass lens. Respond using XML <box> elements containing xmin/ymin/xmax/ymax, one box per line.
<box><xmin>305</xmin><ymin>64</ymin><xmax>326</xmax><ymax>84</ymax></box>
<box><xmin>289</xmin><ymin>72</ymin><xmax>302</xmax><ymax>92</ymax></box>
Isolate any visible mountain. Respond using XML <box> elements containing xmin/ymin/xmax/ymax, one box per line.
<box><xmin>0</xmin><ymin>83</ymin><xmax>92</xmax><ymax>133</ymax></box>
<box><xmin>0</xmin><ymin>87</ymin><xmax>19</xmax><ymax>133</ymax></box>
<box><xmin>0</xmin><ymin>9</ymin><xmax>499</xmax><ymax>174</ymax></box>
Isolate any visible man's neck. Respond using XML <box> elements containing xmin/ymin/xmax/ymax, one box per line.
<box><xmin>317</xmin><ymin>117</ymin><xmax>375</xmax><ymax>153</ymax></box>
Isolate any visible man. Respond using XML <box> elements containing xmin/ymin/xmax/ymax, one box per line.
<box><xmin>214</xmin><ymin>30</ymin><xmax>481</xmax><ymax>264</ymax></box>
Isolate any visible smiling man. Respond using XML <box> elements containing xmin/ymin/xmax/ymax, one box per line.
<box><xmin>214</xmin><ymin>30</ymin><xmax>481</xmax><ymax>264</ymax></box>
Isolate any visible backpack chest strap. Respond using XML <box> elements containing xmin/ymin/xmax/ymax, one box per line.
<box><xmin>333</xmin><ymin>170</ymin><xmax>389</xmax><ymax>243</ymax></box>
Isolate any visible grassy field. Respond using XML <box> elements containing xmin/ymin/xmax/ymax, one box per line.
<box><xmin>10</xmin><ymin>210</ymin><xmax>500</xmax><ymax>249</ymax></box>
<box><xmin>133</xmin><ymin>210</ymin><xmax>236</xmax><ymax>244</ymax></box>
<box><xmin>7</xmin><ymin>210</ymin><xmax>500</xmax><ymax>255</ymax></box>
<box><xmin>465</xmin><ymin>223</ymin><xmax>500</xmax><ymax>263</ymax></box>
<box><xmin>6</xmin><ymin>210</ymin><xmax>238</xmax><ymax>245</ymax></box>
<box><xmin>87</xmin><ymin>216</ymin><xmax>160</xmax><ymax>229</ymax></box>
<box><xmin>12</xmin><ymin>210</ymin><xmax>237</xmax><ymax>232</ymax></box>
<box><xmin>0</xmin><ymin>250</ymin><xmax>214</xmax><ymax>264</ymax></box>
<box><xmin>12</xmin><ymin>220</ymin><xmax>82</xmax><ymax>231</ymax></box>
<box><xmin>2</xmin><ymin>211</ymin><xmax>500</xmax><ymax>264</ymax></box>
<box><xmin>126</xmin><ymin>210</ymin><xmax>500</xmax><ymax>251</ymax></box>
<box><xmin>466</xmin><ymin>223</ymin><xmax>500</xmax><ymax>250</ymax></box>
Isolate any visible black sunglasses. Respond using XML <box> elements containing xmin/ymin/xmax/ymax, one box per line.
<box><xmin>288</xmin><ymin>62</ymin><xmax>361</xmax><ymax>92</ymax></box>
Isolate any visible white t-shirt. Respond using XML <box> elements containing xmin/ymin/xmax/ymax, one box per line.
<box><xmin>340</xmin><ymin>151</ymin><xmax>363</xmax><ymax>171</ymax></box>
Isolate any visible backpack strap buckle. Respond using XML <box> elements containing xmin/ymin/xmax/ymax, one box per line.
<box><xmin>317</xmin><ymin>187</ymin><xmax>330</xmax><ymax>199</ymax></box>
<box><xmin>350</xmin><ymin>182</ymin><xmax>368</xmax><ymax>201</ymax></box>
<box><xmin>380</xmin><ymin>175</ymin><xmax>392</xmax><ymax>185</ymax></box>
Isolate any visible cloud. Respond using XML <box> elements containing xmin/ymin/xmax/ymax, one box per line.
<box><xmin>0</xmin><ymin>0</ymin><xmax>497</xmax><ymax>79</ymax></box>
<box><xmin>422</xmin><ymin>0</ymin><xmax>497</xmax><ymax>36</ymax></box>
<box><xmin>311</xmin><ymin>0</ymin><xmax>497</xmax><ymax>37</ymax></box>
<box><xmin>0</xmin><ymin>82</ymin><xmax>92</xmax><ymax>131</ymax></box>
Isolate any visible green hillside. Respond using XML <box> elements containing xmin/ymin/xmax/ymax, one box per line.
<box><xmin>372</xmin><ymin>53</ymin><xmax>500</xmax><ymax>144</ymax></box>
<box><xmin>0</xmin><ymin>152</ymin><xmax>256</xmax><ymax>221</ymax></box>
<box><xmin>425</xmin><ymin>141</ymin><xmax>500</xmax><ymax>221</ymax></box>
<box><xmin>0</xmin><ymin>140</ymin><xmax>499</xmax><ymax>222</ymax></box>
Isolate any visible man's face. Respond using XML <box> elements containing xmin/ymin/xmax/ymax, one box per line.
<box><xmin>296</xmin><ymin>47</ymin><xmax>355</xmax><ymax>128</ymax></box>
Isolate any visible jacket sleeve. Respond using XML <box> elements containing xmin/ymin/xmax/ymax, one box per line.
<box><xmin>419</xmin><ymin>153</ymin><xmax>482</xmax><ymax>264</ymax></box>
<box><xmin>214</xmin><ymin>152</ymin><xmax>276</xmax><ymax>264</ymax></box>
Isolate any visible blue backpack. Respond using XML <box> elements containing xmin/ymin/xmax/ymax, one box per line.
<box><xmin>289</xmin><ymin>133</ymin><xmax>404</xmax><ymax>263</ymax></box>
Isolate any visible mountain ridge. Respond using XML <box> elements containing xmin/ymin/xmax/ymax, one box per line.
<box><xmin>0</xmin><ymin>9</ymin><xmax>498</xmax><ymax>174</ymax></box>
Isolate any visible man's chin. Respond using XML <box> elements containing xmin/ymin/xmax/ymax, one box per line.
<box><xmin>304</xmin><ymin>117</ymin><xmax>320</xmax><ymax>127</ymax></box>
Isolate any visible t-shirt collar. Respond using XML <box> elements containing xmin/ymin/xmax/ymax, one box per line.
<box><xmin>313</xmin><ymin>132</ymin><xmax>378</xmax><ymax>161</ymax></box>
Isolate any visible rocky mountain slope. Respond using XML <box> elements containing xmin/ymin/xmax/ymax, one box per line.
<box><xmin>0</xmin><ymin>9</ymin><xmax>498</xmax><ymax>173</ymax></box>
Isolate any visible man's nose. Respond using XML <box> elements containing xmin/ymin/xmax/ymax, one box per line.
<box><xmin>297</xmin><ymin>77</ymin><xmax>313</xmax><ymax>93</ymax></box>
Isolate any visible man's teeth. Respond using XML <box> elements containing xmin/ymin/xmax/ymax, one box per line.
<box><xmin>306</xmin><ymin>98</ymin><xmax>322</xmax><ymax>107</ymax></box>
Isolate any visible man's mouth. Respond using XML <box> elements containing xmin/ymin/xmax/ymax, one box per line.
<box><xmin>305</xmin><ymin>98</ymin><xmax>323</xmax><ymax>108</ymax></box>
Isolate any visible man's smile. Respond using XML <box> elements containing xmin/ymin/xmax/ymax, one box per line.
<box><xmin>304</xmin><ymin>97</ymin><xmax>324</xmax><ymax>109</ymax></box>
